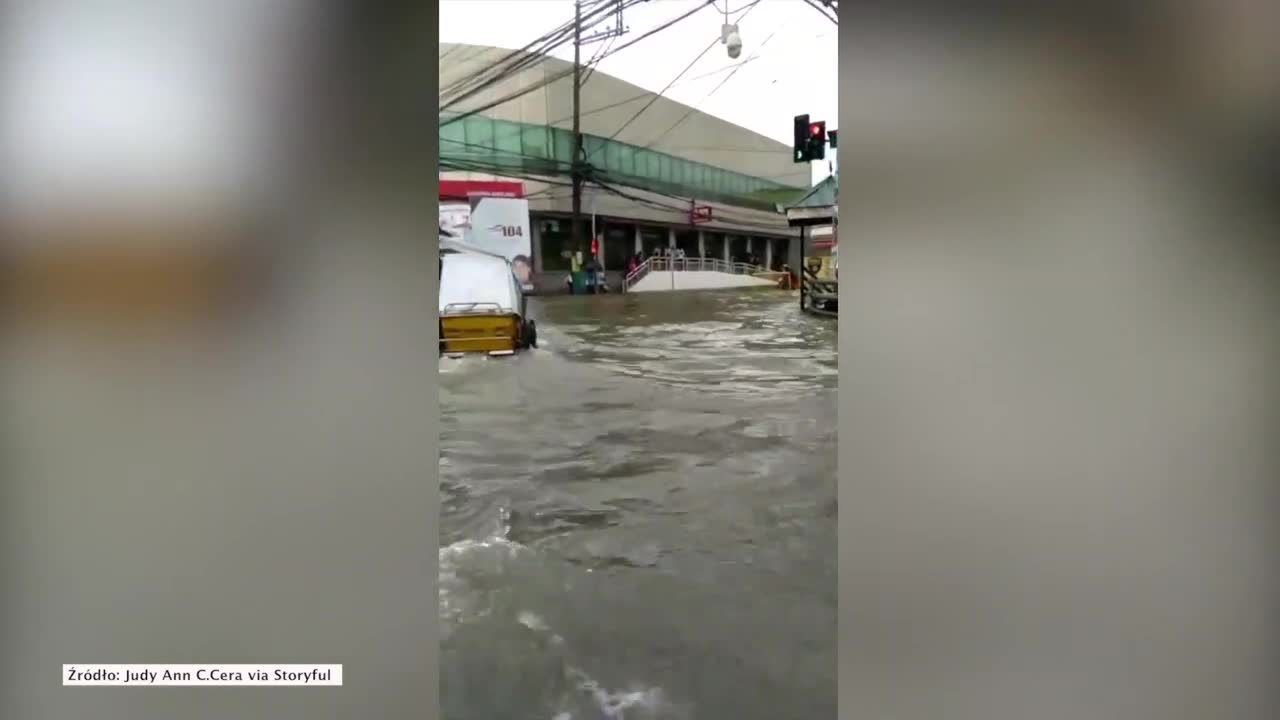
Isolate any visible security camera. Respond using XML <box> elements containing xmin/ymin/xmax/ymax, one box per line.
<box><xmin>726</xmin><ymin>31</ymin><xmax>742</xmax><ymax>59</ymax></box>
<box><xmin>721</xmin><ymin>23</ymin><xmax>742</xmax><ymax>59</ymax></box>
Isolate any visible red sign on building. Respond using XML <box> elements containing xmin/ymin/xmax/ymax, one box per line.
<box><xmin>439</xmin><ymin>180</ymin><xmax>525</xmax><ymax>201</ymax></box>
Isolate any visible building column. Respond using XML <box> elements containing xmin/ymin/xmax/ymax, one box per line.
<box><xmin>723</xmin><ymin>235</ymin><xmax>732</xmax><ymax>263</ymax></box>
<box><xmin>667</xmin><ymin>227</ymin><xmax>676</xmax><ymax>249</ymax></box>
<box><xmin>765</xmin><ymin>237</ymin><xmax>773</xmax><ymax>269</ymax></box>
<box><xmin>530</xmin><ymin>217</ymin><xmax>543</xmax><ymax>273</ymax></box>
<box><xmin>634</xmin><ymin>225</ymin><xmax>642</xmax><ymax>254</ymax></box>
<box><xmin>598</xmin><ymin>225</ymin><xmax>607</xmax><ymax>272</ymax></box>
<box><xmin>745</xmin><ymin>236</ymin><xmax>753</xmax><ymax>257</ymax></box>
<box><xmin>698</xmin><ymin>231</ymin><xmax>706</xmax><ymax>258</ymax></box>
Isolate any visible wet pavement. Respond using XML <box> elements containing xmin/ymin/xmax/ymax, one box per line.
<box><xmin>440</xmin><ymin>289</ymin><xmax>837</xmax><ymax>719</ymax></box>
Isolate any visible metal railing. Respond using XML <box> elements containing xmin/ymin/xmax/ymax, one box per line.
<box><xmin>621</xmin><ymin>255</ymin><xmax>780</xmax><ymax>292</ymax></box>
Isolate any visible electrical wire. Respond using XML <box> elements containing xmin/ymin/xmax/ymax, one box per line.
<box><xmin>438</xmin><ymin>0</ymin><xmax>805</xmax><ymax>217</ymax></box>
<box><xmin>586</xmin><ymin>0</ymin><xmax>771</xmax><ymax>159</ymax></box>
<box><xmin>440</xmin><ymin>1</ymin><xmax>639</xmax><ymax>128</ymax></box>
<box><xmin>442</xmin><ymin>57</ymin><xmax>760</xmax><ymax>157</ymax></box>
<box><xmin>439</xmin><ymin>158</ymin><xmax>577</xmax><ymax>190</ymax></box>
<box><xmin>443</xmin><ymin>147</ymin><xmax>800</xmax><ymax>228</ymax></box>
<box><xmin>595</xmin><ymin>0</ymin><xmax>717</xmax><ymax>62</ymax></box>
<box><xmin>438</xmin><ymin>44</ymin><xmax>467</xmax><ymax>65</ymax></box>
<box><xmin>439</xmin><ymin>6</ymin><xmax>588</xmax><ymax>100</ymax></box>
<box><xmin>442</xmin><ymin>0</ymin><xmax>648</xmax><ymax>107</ymax></box>
<box><xmin>440</xmin><ymin>66</ymin><xmax>575</xmax><ymax>128</ymax></box>
<box><xmin>638</xmin><ymin>0</ymin><xmax>768</xmax><ymax>148</ymax></box>
<box><xmin>440</xmin><ymin>139</ymin><xmax>576</xmax><ymax>174</ymax></box>
<box><xmin>548</xmin><ymin>57</ymin><xmax>760</xmax><ymax>125</ymax></box>
<box><xmin>590</xmin><ymin>177</ymin><xmax>798</xmax><ymax>231</ymax></box>
<box><xmin>800</xmin><ymin>0</ymin><xmax>837</xmax><ymax>25</ymax></box>
<box><xmin>580</xmin><ymin>30</ymin><xmax>617</xmax><ymax>87</ymax></box>
<box><xmin>440</xmin><ymin>0</ymin><xmax>622</xmax><ymax>112</ymax></box>
<box><xmin>523</xmin><ymin>186</ymin><xmax>572</xmax><ymax>200</ymax></box>
<box><xmin>657</xmin><ymin>145</ymin><xmax>801</xmax><ymax>154</ymax></box>
<box><xmin>443</xmin><ymin>137</ymin><xmax>806</xmax><ymax>215</ymax></box>
<box><xmin>442</xmin><ymin>0</ymin><xmax>716</xmax><ymax>131</ymax></box>
<box><xmin>444</xmin><ymin>145</ymin><xmax>802</xmax><ymax>221</ymax></box>
<box><xmin>585</xmin><ymin>35</ymin><xmax>720</xmax><ymax>159</ymax></box>
<box><xmin>609</xmin><ymin>176</ymin><xmax>797</xmax><ymax>220</ymax></box>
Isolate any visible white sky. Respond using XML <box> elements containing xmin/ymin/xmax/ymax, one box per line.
<box><xmin>439</xmin><ymin>0</ymin><xmax>838</xmax><ymax>184</ymax></box>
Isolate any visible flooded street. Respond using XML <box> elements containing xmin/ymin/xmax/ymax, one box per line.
<box><xmin>440</xmin><ymin>289</ymin><xmax>837</xmax><ymax>719</ymax></box>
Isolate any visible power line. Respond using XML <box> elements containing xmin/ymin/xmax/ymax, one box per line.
<box><xmin>590</xmin><ymin>177</ymin><xmax>797</xmax><ymax>231</ymax></box>
<box><xmin>595</xmin><ymin>0</ymin><xmax>717</xmax><ymax>62</ymax></box>
<box><xmin>726</xmin><ymin>0</ymin><xmax>764</xmax><ymax>16</ymax></box>
<box><xmin>440</xmin><ymin>0</ymin><xmax>623</xmax><ymax>112</ymax></box>
<box><xmin>438</xmin><ymin>43</ymin><xmax>495</xmax><ymax>79</ymax></box>
<box><xmin>439</xmin><ymin>3</ymin><xmax>596</xmax><ymax>100</ymax></box>
<box><xmin>593</xmin><ymin>189</ymin><xmax>796</xmax><ymax>236</ymax></box>
<box><xmin>441</xmin><ymin>154</ymin><xmax>798</xmax><ymax>229</ymax></box>
<box><xmin>440</xmin><ymin>1</ymin><xmax>717</xmax><ymax>133</ymax></box>
<box><xmin>658</xmin><ymin>145</ymin><xmax>798</xmax><ymax>154</ymax></box>
<box><xmin>438</xmin><ymin>44</ymin><xmax>467</xmax><ymax>65</ymax></box>
<box><xmin>439</xmin><ymin>2</ymin><xmax>633</xmax><ymax>128</ymax></box>
<box><xmin>639</xmin><ymin>0</ymin><xmax>768</xmax><ymax>148</ymax></box>
<box><xmin>587</xmin><ymin>34</ymin><xmax>720</xmax><ymax>159</ymax></box>
<box><xmin>443</xmin><ymin>0</ymin><xmax>653</xmax><ymax>104</ymax></box>
<box><xmin>548</xmin><ymin>57</ymin><xmax>760</xmax><ymax>125</ymax></box>
<box><xmin>437</xmin><ymin>57</ymin><xmax>761</xmax><ymax>159</ymax></box>
<box><xmin>800</xmin><ymin>0</ymin><xmax>837</xmax><ymax>25</ymax></box>
<box><xmin>580</xmin><ymin>23</ymin><xmax>618</xmax><ymax>87</ymax></box>
<box><xmin>440</xmin><ymin>139</ymin><xmax>576</xmax><ymax>172</ymax></box>
<box><xmin>439</xmin><ymin>158</ymin><xmax>577</xmax><ymax>190</ymax></box>
<box><xmin>440</xmin><ymin>65</ymin><xmax>574</xmax><ymax>128</ymax></box>
<box><xmin>439</xmin><ymin>1</ymin><xmax>805</xmax><ymax>215</ymax></box>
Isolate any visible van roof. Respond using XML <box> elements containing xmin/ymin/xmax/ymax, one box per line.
<box><xmin>439</xmin><ymin>252</ymin><xmax>520</xmax><ymax>314</ymax></box>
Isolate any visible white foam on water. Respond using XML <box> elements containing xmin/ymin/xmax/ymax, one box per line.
<box><xmin>527</xmin><ymin>619</ymin><xmax>668</xmax><ymax>719</ymax></box>
<box><xmin>567</xmin><ymin>666</ymin><xmax>667</xmax><ymax>720</ymax></box>
<box><xmin>438</xmin><ymin>535</ymin><xmax>530</xmax><ymax>629</ymax></box>
<box><xmin>440</xmin><ymin>525</ymin><xmax>670</xmax><ymax>718</ymax></box>
<box><xmin>517</xmin><ymin>610</ymin><xmax>550</xmax><ymax>633</ymax></box>
<box><xmin>438</xmin><ymin>354</ymin><xmax>485</xmax><ymax>374</ymax></box>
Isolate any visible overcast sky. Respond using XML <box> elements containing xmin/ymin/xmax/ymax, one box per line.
<box><xmin>439</xmin><ymin>0</ymin><xmax>838</xmax><ymax>183</ymax></box>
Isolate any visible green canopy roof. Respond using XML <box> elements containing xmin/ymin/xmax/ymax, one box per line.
<box><xmin>783</xmin><ymin>173</ymin><xmax>837</xmax><ymax>211</ymax></box>
<box><xmin>440</xmin><ymin>112</ymin><xmax>807</xmax><ymax>212</ymax></box>
<box><xmin>781</xmin><ymin>173</ymin><xmax>836</xmax><ymax>227</ymax></box>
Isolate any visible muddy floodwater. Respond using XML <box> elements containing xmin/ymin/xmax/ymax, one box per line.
<box><xmin>440</xmin><ymin>289</ymin><xmax>837</xmax><ymax>720</ymax></box>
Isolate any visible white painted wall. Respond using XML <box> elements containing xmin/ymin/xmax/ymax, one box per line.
<box><xmin>628</xmin><ymin>270</ymin><xmax>776</xmax><ymax>293</ymax></box>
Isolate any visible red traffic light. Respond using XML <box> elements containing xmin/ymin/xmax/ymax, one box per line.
<box><xmin>809</xmin><ymin>123</ymin><xmax>822</xmax><ymax>136</ymax></box>
<box><xmin>590</xmin><ymin>238</ymin><xmax>599</xmax><ymax>256</ymax></box>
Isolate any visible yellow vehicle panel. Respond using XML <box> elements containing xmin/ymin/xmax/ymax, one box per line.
<box><xmin>440</xmin><ymin>313</ymin><xmax>520</xmax><ymax>354</ymax></box>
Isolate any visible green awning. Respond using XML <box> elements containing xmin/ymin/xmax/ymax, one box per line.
<box><xmin>783</xmin><ymin>173</ymin><xmax>837</xmax><ymax>211</ymax></box>
<box><xmin>440</xmin><ymin>113</ymin><xmax>807</xmax><ymax>212</ymax></box>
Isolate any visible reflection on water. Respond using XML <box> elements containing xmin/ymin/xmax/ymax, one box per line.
<box><xmin>440</xmin><ymin>289</ymin><xmax>836</xmax><ymax>720</ymax></box>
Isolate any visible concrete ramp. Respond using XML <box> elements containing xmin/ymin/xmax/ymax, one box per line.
<box><xmin>629</xmin><ymin>270</ymin><xmax>777</xmax><ymax>293</ymax></box>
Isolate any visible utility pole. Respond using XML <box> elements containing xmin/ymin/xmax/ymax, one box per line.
<box><xmin>571</xmin><ymin>0</ymin><xmax>584</xmax><ymax>260</ymax></box>
<box><xmin>565</xmin><ymin>0</ymin><xmax>627</xmax><ymax>281</ymax></box>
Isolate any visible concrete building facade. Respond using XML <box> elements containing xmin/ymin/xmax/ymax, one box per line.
<box><xmin>440</xmin><ymin>43</ymin><xmax>810</xmax><ymax>290</ymax></box>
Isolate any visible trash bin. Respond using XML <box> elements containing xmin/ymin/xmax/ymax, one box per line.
<box><xmin>570</xmin><ymin>271</ymin><xmax>588</xmax><ymax>294</ymax></box>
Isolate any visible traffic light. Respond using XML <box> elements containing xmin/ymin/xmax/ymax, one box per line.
<box><xmin>792</xmin><ymin>114</ymin><xmax>810</xmax><ymax>163</ymax></box>
<box><xmin>807</xmin><ymin>121</ymin><xmax>826</xmax><ymax>161</ymax></box>
<box><xmin>794</xmin><ymin>115</ymin><xmax>834</xmax><ymax>162</ymax></box>
<box><xmin>590</xmin><ymin>237</ymin><xmax>599</xmax><ymax>257</ymax></box>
